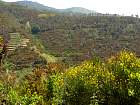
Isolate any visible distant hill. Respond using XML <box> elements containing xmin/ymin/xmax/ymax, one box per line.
<box><xmin>16</xmin><ymin>1</ymin><xmax>56</xmax><ymax>12</ymax></box>
<box><xmin>59</xmin><ymin>7</ymin><xmax>96</xmax><ymax>14</ymax></box>
<box><xmin>16</xmin><ymin>1</ymin><xmax>97</xmax><ymax>14</ymax></box>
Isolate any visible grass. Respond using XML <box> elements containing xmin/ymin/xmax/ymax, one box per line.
<box><xmin>31</xmin><ymin>35</ymin><xmax>58</xmax><ymax>62</ymax></box>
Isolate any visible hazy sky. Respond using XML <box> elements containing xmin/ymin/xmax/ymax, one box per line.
<box><xmin>3</xmin><ymin>0</ymin><xmax>140</xmax><ymax>16</ymax></box>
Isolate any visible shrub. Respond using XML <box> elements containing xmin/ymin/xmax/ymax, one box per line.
<box><xmin>105</xmin><ymin>50</ymin><xmax>140</xmax><ymax>105</ymax></box>
<box><xmin>62</xmin><ymin>60</ymin><xmax>104</xmax><ymax>105</ymax></box>
<box><xmin>57</xmin><ymin>50</ymin><xmax>140</xmax><ymax>105</ymax></box>
<box><xmin>31</xmin><ymin>25</ymin><xmax>40</xmax><ymax>34</ymax></box>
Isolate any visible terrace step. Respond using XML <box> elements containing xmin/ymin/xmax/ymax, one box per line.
<box><xmin>6</xmin><ymin>33</ymin><xmax>30</xmax><ymax>52</ymax></box>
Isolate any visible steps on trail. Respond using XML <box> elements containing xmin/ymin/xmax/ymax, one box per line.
<box><xmin>7</xmin><ymin>33</ymin><xmax>21</xmax><ymax>51</ymax></box>
<box><xmin>7</xmin><ymin>33</ymin><xmax>30</xmax><ymax>51</ymax></box>
<box><xmin>6</xmin><ymin>33</ymin><xmax>48</xmax><ymax>69</ymax></box>
<box><xmin>19</xmin><ymin>38</ymin><xmax>30</xmax><ymax>48</ymax></box>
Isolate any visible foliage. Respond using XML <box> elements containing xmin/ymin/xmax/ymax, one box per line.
<box><xmin>31</xmin><ymin>24</ymin><xmax>40</xmax><ymax>34</ymax></box>
<box><xmin>0</xmin><ymin>36</ymin><xmax>3</xmax><ymax>52</ymax></box>
<box><xmin>1</xmin><ymin>50</ymin><xmax>140</xmax><ymax>105</ymax></box>
<box><xmin>55</xmin><ymin>50</ymin><xmax>140</xmax><ymax>105</ymax></box>
<box><xmin>38</xmin><ymin>13</ymin><xmax>56</xmax><ymax>19</ymax></box>
<box><xmin>3</xmin><ymin>61</ymin><xmax>15</xmax><ymax>72</ymax></box>
<box><xmin>1</xmin><ymin>1</ymin><xmax>140</xmax><ymax>104</ymax></box>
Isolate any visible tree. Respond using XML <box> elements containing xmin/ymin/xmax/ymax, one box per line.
<box><xmin>25</xmin><ymin>21</ymin><xmax>31</xmax><ymax>33</ymax></box>
<box><xmin>31</xmin><ymin>24</ymin><xmax>40</xmax><ymax>34</ymax></box>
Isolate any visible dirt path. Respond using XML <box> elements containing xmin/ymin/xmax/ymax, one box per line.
<box><xmin>31</xmin><ymin>45</ymin><xmax>58</xmax><ymax>63</ymax></box>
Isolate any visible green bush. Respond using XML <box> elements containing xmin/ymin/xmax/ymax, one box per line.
<box><xmin>31</xmin><ymin>25</ymin><xmax>40</xmax><ymax>34</ymax></box>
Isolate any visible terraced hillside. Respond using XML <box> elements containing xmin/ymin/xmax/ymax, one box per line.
<box><xmin>5</xmin><ymin>33</ymin><xmax>36</xmax><ymax>69</ymax></box>
<box><xmin>1</xmin><ymin>0</ymin><xmax>140</xmax><ymax>66</ymax></box>
<box><xmin>36</xmin><ymin>15</ymin><xmax>140</xmax><ymax>64</ymax></box>
<box><xmin>5</xmin><ymin>32</ymin><xmax>58</xmax><ymax>69</ymax></box>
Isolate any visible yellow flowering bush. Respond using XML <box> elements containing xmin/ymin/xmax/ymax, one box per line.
<box><xmin>62</xmin><ymin>58</ymin><xmax>115</xmax><ymax>104</ymax></box>
<box><xmin>106</xmin><ymin>50</ymin><xmax>140</xmax><ymax>105</ymax></box>
<box><xmin>57</xmin><ymin>50</ymin><xmax>140</xmax><ymax>105</ymax></box>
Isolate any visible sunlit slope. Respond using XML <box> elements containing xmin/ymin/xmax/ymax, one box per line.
<box><xmin>31</xmin><ymin>37</ymin><xmax>58</xmax><ymax>63</ymax></box>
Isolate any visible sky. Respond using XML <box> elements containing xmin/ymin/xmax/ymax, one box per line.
<box><xmin>3</xmin><ymin>0</ymin><xmax>140</xmax><ymax>16</ymax></box>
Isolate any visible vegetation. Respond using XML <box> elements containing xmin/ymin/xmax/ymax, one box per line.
<box><xmin>1</xmin><ymin>0</ymin><xmax>140</xmax><ymax>104</ymax></box>
<box><xmin>0</xmin><ymin>50</ymin><xmax>140</xmax><ymax>105</ymax></box>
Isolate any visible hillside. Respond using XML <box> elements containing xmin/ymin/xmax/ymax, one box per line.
<box><xmin>15</xmin><ymin>1</ymin><xmax>97</xmax><ymax>14</ymax></box>
<box><xmin>16</xmin><ymin>1</ymin><xmax>56</xmax><ymax>12</ymax></box>
<box><xmin>1</xmin><ymin>0</ymin><xmax>140</xmax><ymax>65</ymax></box>
<box><xmin>34</xmin><ymin>15</ymin><xmax>140</xmax><ymax>64</ymax></box>
<box><xmin>60</xmin><ymin>7</ymin><xmax>96</xmax><ymax>14</ymax></box>
<box><xmin>1</xmin><ymin>0</ymin><xmax>139</xmax><ymax>64</ymax></box>
<box><xmin>0</xmin><ymin>0</ymin><xmax>58</xmax><ymax>70</ymax></box>
<box><xmin>1</xmin><ymin>0</ymin><xmax>140</xmax><ymax>105</ymax></box>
